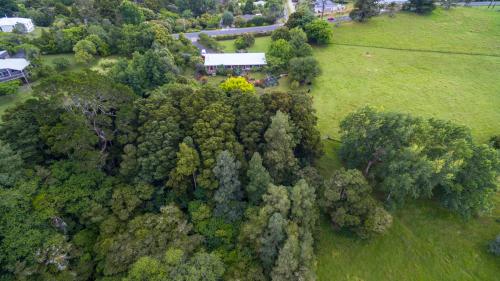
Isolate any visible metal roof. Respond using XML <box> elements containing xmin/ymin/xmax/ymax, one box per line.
<box><xmin>0</xmin><ymin>17</ymin><xmax>33</xmax><ymax>26</ymax></box>
<box><xmin>204</xmin><ymin>53</ymin><xmax>267</xmax><ymax>66</ymax></box>
<box><xmin>0</xmin><ymin>58</ymin><xmax>30</xmax><ymax>71</ymax></box>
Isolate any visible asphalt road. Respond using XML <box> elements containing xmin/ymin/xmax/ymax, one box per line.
<box><xmin>458</xmin><ymin>1</ymin><xmax>499</xmax><ymax>6</ymax></box>
<box><xmin>173</xmin><ymin>24</ymin><xmax>283</xmax><ymax>41</ymax></box>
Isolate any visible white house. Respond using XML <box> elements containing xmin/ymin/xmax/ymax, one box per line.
<box><xmin>0</xmin><ymin>17</ymin><xmax>35</xmax><ymax>33</ymax></box>
<box><xmin>254</xmin><ymin>1</ymin><xmax>266</xmax><ymax>6</ymax></box>
<box><xmin>203</xmin><ymin>53</ymin><xmax>267</xmax><ymax>74</ymax></box>
<box><xmin>0</xmin><ymin>54</ymin><xmax>30</xmax><ymax>82</ymax></box>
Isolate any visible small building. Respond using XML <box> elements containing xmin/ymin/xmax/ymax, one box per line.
<box><xmin>254</xmin><ymin>0</ymin><xmax>266</xmax><ymax>6</ymax></box>
<box><xmin>203</xmin><ymin>53</ymin><xmax>267</xmax><ymax>74</ymax></box>
<box><xmin>314</xmin><ymin>1</ymin><xmax>345</xmax><ymax>14</ymax></box>
<box><xmin>0</xmin><ymin>55</ymin><xmax>30</xmax><ymax>83</ymax></box>
<box><xmin>0</xmin><ymin>17</ymin><xmax>35</xmax><ymax>33</ymax></box>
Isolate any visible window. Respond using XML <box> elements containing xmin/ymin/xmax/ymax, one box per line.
<box><xmin>0</xmin><ymin>70</ymin><xmax>10</xmax><ymax>78</ymax></box>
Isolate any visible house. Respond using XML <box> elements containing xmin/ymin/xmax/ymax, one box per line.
<box><xmin>0</xmin><ymin>17</ymin><xmax>35</xmax><ymax>33</ymax></box>
<box><xmin>0</xmin><ymin>52</ymin><xmax>30</xmax><ymax>82</ymax></box>
<box><xmin>254</xmin><ymin>0</ymin><xmax>266</xmax><ymax>6</ymax></box>
<box><xmin>313</xmin><ymin>1</ymin><xmax>345</xmax><ymax>14</ymax></box>
<box><xmin>203</xmin><ymin>52</ymin><xmax>267</xmax><ymax>74</ymax></box>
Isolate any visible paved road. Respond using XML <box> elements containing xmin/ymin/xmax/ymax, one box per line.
<box><xmin>458</xmin><ymin>1</ymin><xmax>499</xmax><ymax>6</ymax></box>
<box><xmin>173</xmin><ymin>24</ymin><xmax>283</xmax><ymax>41</ymax></box>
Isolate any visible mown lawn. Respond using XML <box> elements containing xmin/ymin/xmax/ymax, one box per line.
<box><xmin>218</xmin><ymin>36</ymin><xmax>272</xmax><ymax>53</ymax></box>
<box><xmin>314</xmin><ymin>7</ymin><xmax>500</xmax><ymax>281</ymax></box>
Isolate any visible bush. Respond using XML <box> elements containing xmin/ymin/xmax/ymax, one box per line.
<box><xmin>489</xmin><ymin>135</ymin><xmax>500</xmax><ymax>150</ymax></box>
<box><xmin>234</xmin><ymin>34</ymin><xmax>255</xmax><ymax>50</ymax></box>
<box><xmin>488</xmin><ymin>234</ymin><xmax>500</xmax><ymax>256</ymax></box>
<box><xmin>0</xmin><ymin>80</ymin><xmax>21</xmax><ymax>96</ymax></box>
<box><xmin>52</xmin><ymin>57</ymin><xmax>71</xmax><ymax>71</ymax></box>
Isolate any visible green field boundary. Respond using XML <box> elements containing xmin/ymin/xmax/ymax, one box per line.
<box><xmin>331</xmin><ymin>42</ymin><xmax>500</xmax><ymax>58</ymax></box>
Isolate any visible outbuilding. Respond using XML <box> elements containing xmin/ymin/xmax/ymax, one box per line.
<box><xmin>203</xmin><ymin>52</ymin><xmax>267</xmax><ymax>74</ymax></box>
<box><xmin>0</xmin><ymin>17</ymin><xmax>35</xmax><ymax>33</ymax></box>
<box><xmin>0</xmin><ymin>55</ymin><xmax>30</xmax><ymax>83</ymax></box>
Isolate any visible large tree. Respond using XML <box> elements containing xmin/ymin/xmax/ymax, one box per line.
<box><xmin>264</xmin><ymin>111</ymin><xmax>298</xmax><ymax>185</ymax></box>
<box><xmin>213</xmin><ymin>151</ymin><xmax>245</xmax><ymax>222</ymax></box>
<box><xmin>350</xmin><ymin>0</ymin><xmax>380</xmax><ymax>22</ymax></box>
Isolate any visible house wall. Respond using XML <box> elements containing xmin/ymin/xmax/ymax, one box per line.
<box><xmin>0</xmin><ymin>21</ymin><xmax>35</xmax><ymax>33</ymax></box>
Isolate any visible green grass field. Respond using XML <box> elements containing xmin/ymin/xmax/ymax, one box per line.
<box><xmin>313</xmin><ymin>8</ymin><xmax>500</xmax><ymax>143</ymax></box>
<box><xmin>218</xmin><ymin>36</ymin><xmax>272</xmax><ymax>53</ymax></box>
<box><xmin>314</xmin><ymin>8</ymin><xmax>500</xmax><ymax>281</ymax></box>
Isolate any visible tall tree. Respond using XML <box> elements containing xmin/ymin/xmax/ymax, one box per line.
<box><xmin>194</xmin><ymin>102</ymin><xmax>242</xmax><ymax>190</ymax></box>
<box><xmin>213</xmin><ymin>151</ymin><xmax>244</xmax><ymax>222</ymax></box>
<box><xmin>264</xmin><ymin>111</ymin><xmax>298</xmax><ymax>185</ymax></box>
<box><xmin>246</xmin><ymin>152</ymin><xmax>272</xmax><ymax>205</ymax></box>
<box><xmin>350</xmin><ymin>0</ymin><xmax>380</xmax><ymax>22</ymax></box>
<box><xmin>0</xmin><ymin>142</ymin><xmax>23</xmax><ymax>188</ymax></box>
<box><xmin>167</xmin><ymin>139</ymin><xmax>201</xmax><ymax>194</ymax></box>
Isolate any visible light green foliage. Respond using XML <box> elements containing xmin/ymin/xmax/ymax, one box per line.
<box><xmin>285</xmin><ymin>9</ymin><xmax>315</xmax><ymax>30</ymax></box>
<box><xmin>304</xmin><ymin>19</ymin><xmax>332</xmax><ymax>45</ymax></box>
<box><xmin>85</xmin><ymin>34</ymin><xmax>109</xmax><ymax>56</ymax></box>
<box><xmin>124</xmin><ymin>248</ymin><xmax>225</xmax><ymax>281</ymax></box>
<box><xmin>267</xmin><ymin>39</ymin><xmax>293</xmax><ymax>63</ymax></box>
<box><xmin>167</xmin><ymin>140</ymin><xmax>201</xmax><ymax>194</ymax></box>
<box><xmin>234</xmin><ymin>33</ymin><xmax>255</xmax><ymax>50</ymax></box>
<box><xmin>97</xmin><ymin>204</ymin><xmax>201</xmax><ymax>276</ymax></box>
<box><xmin>0</xmin><ymin>80</ymin><xmax>20</xmax><ymax>96</ymax></box>
<box><xmin>199</xmin><ymin>33</ymin><xmax>224</xmax><ymax>52</ymax></box>
<box><xmin>73</xmin><ymin>39</ymin><xmax>97</xmax><ymax>64</ymax></box>
<box><xmin>219</xmin><ymin>77</ymin><xmax>256</xmax><ymax>94</ymax></box>
<box><xmin>246</xmin><ymin>152</ymin><xmax>272</xmax><ymax>205</ymax></box>
<box><xmin>271</xmin><ymin>27</ymin><xmax>290</xmax><ymax>41</ymax></box>
<box><xmin>264</xmin><ymin>111</ymin><xmax>298</xmax><ymax>185</ymax></box>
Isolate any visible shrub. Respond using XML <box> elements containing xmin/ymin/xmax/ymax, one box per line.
<box><xmin>52</xmin><ymin>57</ymin><xmax>71</xmax><ymax>71</ymax></box>
<box><xmin>0</xmin><ymin>80</ymin><xmax>21</xmax><ymax>96</ymax></box>
<box><xmin>488</xmin><ymin>234</ymin><xmax>500</xmax><ymax>256</ymax></box>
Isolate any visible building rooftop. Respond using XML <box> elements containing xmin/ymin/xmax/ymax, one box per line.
<box><xmin>204</xmin><ymin>53</ymin><xmax>267</xmax><ymax>66</ymax></box>
<box><xmin>0</xmin><ymin>58</ymin><xmax>30</xmax><ymax>71</ymax></box>
<box><xmin>0</xmin><ymin>17</ymin><xmax>33</xmax><ymax>26</ymax></box>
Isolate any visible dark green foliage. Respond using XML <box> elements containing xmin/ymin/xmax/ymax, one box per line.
<box><xmin>271</xmin><ymin>27</ymin><xmax>291</xmax><ymax>41</ymax></box>
<box><xmin>321</xmin><ymin>169</ymin><xmax>393</xmax><ymax>238</ymax></box>
<box><xmin>118</xmin><ymin>0</ymin><xmax>145</xmax><ymax>24</ymax></box>
<box><xmin>289</xmin><ymin>56</ymin><xmax>320</xmax><ymax>84</ymax></box>
<box><xmin>0</xmin><ymin>99</ymin><xmax>50</xmax><ymax>164</ymax></box>
<box><xmin>289</xmin><ymin>27</ymin><xmax>313</xmax><ymax>57</ymax></box>
<box><xmin>488</xmin><ymin>234</ymin><xmax>500</xmax><ymax>256</ymax></box>
<box><xmin>231</xmin><ymin>93</ymin><xmax>266</xmax><ymax>156</ymax></box>
<box><xmin>194</xmin><ymin>102</ymin><xmax>242</xmax><ymax>190</ymax></box>
<box><xmin>339</xmin><ymin>107</ymin><xmax>500</xmax><ymax>217</ymax></box>
<box><xmin>406</xmin><ymin>0</ymin><xmax>436</xmax><ymax>14</ymax></box>
<box><xmin>213</xmin><ymin>151</ymin><xmax>244</xmax><ymax>222</ymax></box>
<box><xmin>285</xmin><ymin>10</ymin><xmax>315</xmax><ymax>30</ymax></box>
<box><xmin>111</xmin><ymin>48</ymin><xmax>179</xmax><ymax>95</ymax></box>
<box><xmin>304</xmin><ymin>19</ymin><xmax>333</xmax><ymax>45</ymax></box>
<box><xmin>489</xmin><ymin>135</ymin><xmax>500</xmax><ymax>149</ymax></box>
<box><xmin>350</xmin><ymin>0</ymin><xmax>380</xmax><ymax>22</ymax></box>
<box><xmin>246</xmin><ymin>152</ymin><xmax>272</xmax><ymax>205</ymax></box>
<box><xmin>243</xmin><ymin>0</ymin><xmax>255</xmax><ymax>14</ymax></box>
<box><xmin>52</xmin><ymin>57</ymin><xmax>71</xmax><ymax>71</ymax></box>
<box><xmin>0</xmin><ymin>0</ymin><xmax>17</xmax><ymax>17</ymax></box>
<box><xmin>0</xmin><ymin>142</ymin><xmax>23</xmax><ymax>188</ymax></box>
